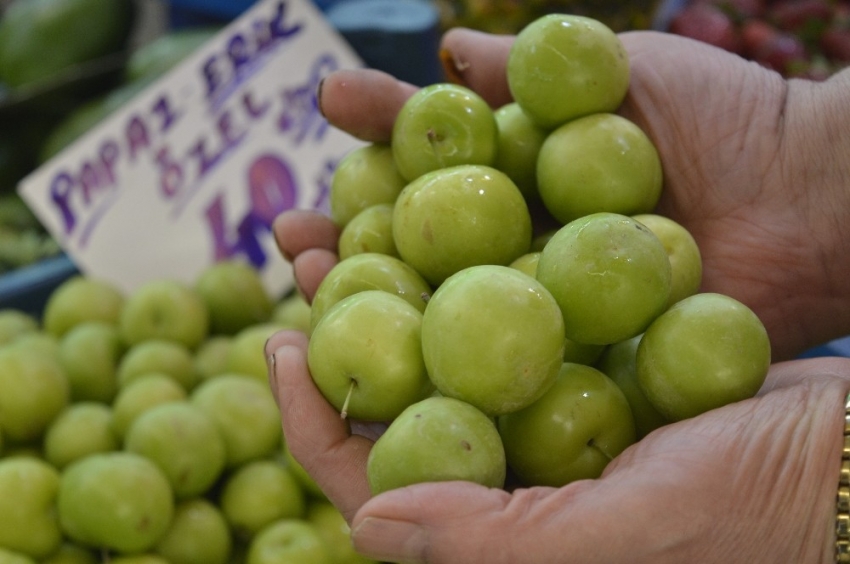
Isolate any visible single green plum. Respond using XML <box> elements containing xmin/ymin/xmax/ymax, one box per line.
<box><xmin>421</xmin><ymin>265</ymin><xmax>565</xmax><ymax>416</ymax></box>
<box><xmin>498</xmin><ymin>362</ymin><xmax>636</xmax><ymax>487</ymax></box>
<box><xmin>329</xmin><ymin>143</ymin><xmax>407</xmax><ymax>228</ymax></box>
<box><xmin>338</xmin><ymin>203</ymin><xmax>398</xmax><ymax>260</ymax></box>
<box><xmin>537</xmin><ymin>113</ymin><xmax>663</xmax><ymax>225</ymax></box>
<box><xmin>636</xmin><ymin>292</ymin><xmax>771</xmax><ymax>422</ymax></box>
<box><xmin>391</xmin><ymin>83</ymin><xmax>498</xmax><ymax>182</ymax></box>
<box><xmin>392</xmin><ymin>165</ymin><xmax>532</xmax><ymax>286</ymax></box>
<box><xmin>366</xmin><ymin>396</ymin><xmax>506</xmax><ymax>495</ymax></box>
<box><xmin>507</xmin><ymin>14</ymin><xmax>630</xmax><ymax>128</ymax></box>
<box><xmin>308</xmin><ymin>291</ymin><xmax>433</xmax><ymax>421</ymax></box>
<box><xmin>493</xmin><ymin>102</ymin><xmax>548</xmax><ymax>199</ymax></box>
<box><xmin>537</xmin><ymin>213</ymin><xmax>672</xmax><ymax>345</ymax></box>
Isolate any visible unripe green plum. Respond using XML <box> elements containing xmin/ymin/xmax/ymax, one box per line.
<box><xmin>421</xmin><ymin>265</ymin><xmax>565</xmax><ymax>416</ymax></box>
<box><xmin>493</xmin><ymin>102</ymin><xmax>547</xmax><ymax>199</ymax></box>
<box><xmin>393</xmin><ymin>165</ymin><xmax>532</xmax><ymax>286</ymax></box>
<box><xmin>338</xmin><ymin>203</ymin><xmax>398</xmax><ymax>260</ymax></box>
<box><xmin>537</xmin><ymin>113</ymin><xmax>663</xmax><ymax>225</ymax></box>
<box><xmin>507</xmin><ymin>14</ymin><xmax>630</xmax><ymax>128</ymax></box>
<box><xmin>57</xmin><ymin>452</ymin><xmax>174</xmax><ymax>554</ymax></box>
<box><xmin>537</xmin><ymin>213</ymin><xmax>672</xmax><ymax>345</ymax></box>
<box><xmin>308</xmin><ymin>291</ymin><xmax>432</xmax><ymax>421</ymax></box>
<box><xmin>636</xmin><ymin>293</ymin><xmax>771</xmax><ymax>422</ymax></box>
<box><xmin>367</xmin><ymin>396</ymin><xmax>506</xmax><ymax>494</ymax></box>
<box><xmin>498</xmin><ymin>363</ymin><xmax>636</xmax><ymax>486</ymax></box>
<box><xmin>329</xmin><ymin>144</ymin><xmax>406</xmax><ymax>228</ymax></box>
<box><xmin>391</xmin><ymin>83</ymin><xmax>498</xmax><ymax>182</ymax></box>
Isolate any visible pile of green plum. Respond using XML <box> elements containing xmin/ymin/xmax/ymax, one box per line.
<box><xmin>312</xmin><ymin>13</ymin><xmax>772</xmax><ymax>494</ymax></box>
<box><xmin>0</xmin><ymin>261</ymin><xmax>376</xmax><ymax>564</ymax></box>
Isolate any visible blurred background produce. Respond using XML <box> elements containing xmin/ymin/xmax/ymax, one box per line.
<box><xmin>658</xmin><ymin>0</ymin><xmax>850</xmax><ymax>78</ymax></box>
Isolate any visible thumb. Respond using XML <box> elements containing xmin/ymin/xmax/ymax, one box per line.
<box><xmin>349</xmin><ymin>481</ymin><xmax>595</xmax><ymax>564</ymax></box>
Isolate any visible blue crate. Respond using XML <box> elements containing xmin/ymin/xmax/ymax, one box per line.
<box><xmin>0</xmin><ymin>254</ymin><xmax>79</xmax><ymax>318</ymax></box>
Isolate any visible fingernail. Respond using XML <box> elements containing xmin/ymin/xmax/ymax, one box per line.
<box><xmin>316</xmin><ymin>77</ymin><xmax>327</xmax><ymax>118</ymax></box>
<box><xmin>266</xmin><ymin>349</ymin><xmax>279</xmax><ymax>406</ymax></box>
<box><xmin>439</xmin><ymin>48</ymin><xmax>469</xmax><ymax>85</ymax></box>
<box><xmin>351</xmin><ymin>517</ymin><xmax>428</xmax><ymax>564</ymax></box>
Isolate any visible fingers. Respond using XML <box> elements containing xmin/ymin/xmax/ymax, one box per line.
<box><xmin>318</xmin><ymin>68</ymin><xmax>419</xmax><ymax>143</ymax></box>
<box><xmin>273</xmin><ymin>210</ymin><xmax>340</xmax><ymax>302</ymax></box>
<box><xmin>273</xmin><ymin>209</ymin><xmax>340</xmax><ymax>262</ymax></box>
<box><xmin>266</xmin><ymin>330</ymin><xmax>373</xmax><ymax>522</ymax></box>
<box><xmin>439</xmin><ymin>28</ymin><xmax>515</xmax><ymax>109</ymax></box>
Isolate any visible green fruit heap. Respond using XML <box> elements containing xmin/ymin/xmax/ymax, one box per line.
<box><xmin>0</xmin><ymin>260</ymin><xmax>378</xmax><ymax>564</ymax></box>
<box><xmin>315</xmin><ymin>13</ymin><xmax>772</xmax><ymax>495</ymax></box>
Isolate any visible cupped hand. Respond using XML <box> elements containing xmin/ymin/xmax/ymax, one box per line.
<box><xmin>267</xmin><ymin>327</ymin><xmax>850</xmax><ymax>564</ymax></box>
<box><xmin>275</xmin><ymin>28</ymin><xmax>850</xmax><ymax>360</ymax></box>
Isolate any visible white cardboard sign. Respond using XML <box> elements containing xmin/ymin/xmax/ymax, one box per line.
<box><xmin>18</xmin><ymin>0</ymin><xmax>365</xmax><ymax>299</ymax></box>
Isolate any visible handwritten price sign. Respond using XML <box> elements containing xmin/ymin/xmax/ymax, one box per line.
<box><xmin>18</xmin><ymin>0</ymin><xmax>365</xmax><ymax>298</ymax></box>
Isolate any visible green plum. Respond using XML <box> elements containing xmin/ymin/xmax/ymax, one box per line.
<box><xmin>119</xmin><ymin>279</ymin><xmax>209</xmax><ymax>350</ymax></box>
<box><xmin>537</xmin><ymin>212</ymin><xmax>672</xmax><ymax>345</ymax></box>
<box><xmin>58</xmin><ymin>322</ymin><xmax>124</xmax><ymax>403</ymax></box>
<box><xmin>308</xmin><ymin>291</ymin><xmax>433</xmax><ymax>421</ymax></box>
<box><xmin>117</xmin><ymin>339</ymin><xmax>199</xmax><ymax>392</ymax></box>
<box><xmin>0</xmin><ymin>458</ymin><xmax>62</xmax><ymax>559</ymax></box>
<box><xmin>338</xmin><ymin>203</ymin><xmax>398</xmax><ymax>260</ymax></box>
<box><xmin>493</xmin><ymin>102</ymin><xmax>548</xmax><ymax>199</ymax></box>
<box><xmin>392</xmin><ymin>165</ymin><xmax>533</xmax><ymax>286</ymax></box>
<box><xmin>329</xmin><ymin>143</ymin><xmax>407</xmax><ymax>228</ymax></box>
<box><xmin>498</xmin><ymin>363</ymin><xmax>636</xmax><ymax>487</ymax></box>
<box><xmin>636</xmin><ymin>292</ymin><xmax>771</xmax><ymax>422</ymax></box>
<box><xmin>43</xmin><ymin>403</ymin><xmax>118</xmax><ymax>470</ymax></box>
<box><xmin>633</xmin><ymin>213</ymin><xmax>703</xmax><ymax>308</ymax></box>
<box><xmin>537</xmin><ymin>113</ymin><xmax>663</xmax><ymax>225</ymax></box>
<box><xmin>0</xmin><ymin>344</ymin><xmax>69</xmax><ymax>443</ymax></box>
<box><xmin>57</xmin><ymin>452</ymin><xmax>174</xmax><ymax>554</ymax></box>
<box><xmin>391</xmin><ymin>83</ymin><xmax>498</xmax><ymax>182</ymax></box>
<box><xmin>0</xmin><ymin>310</ymin><xmax>38</xmax><ymax>346</ymax></box>
<box><xmin>596</xmin><ymin>334</ymin><xmax>668</xmax><ymax>439</ymax></box>
<box><xmin>310</xmin><ymin>252</ymin><xmax>431</xmax><ymax>331</ymax></box>
<box><xmin>123</xmin><ymin>402</ymin><xmax>226</xmax><ymax>499</ymax></box>
<box><xmin>190</xmin><ymin>374</ymin><xmax>282</xmax><ymax>468</ymax></box>
<box><xmin>155</xmin><ymin>498</ymin><xmax>232</xmax><ymax>564</ymax></box>
<box><xmin>195</xmin><ymin>259</ymin><xmax>274</xmax><ymax>336</ymax></box>
<box><xmin>508</xmin><ymin>251</ymin><xmax>540</xmax><ymax>278</ymax></box>
<box><xmin>507</xmin><ymin>14</ymin><xmax>630</xmax><ymax>128</ymax></box>
<box><xmin>421</xmin><ymin>265</ymin><xmax>565</xmax><ymax>416</ymax></box>
<box><xmin>110</xmin><ymin>374</ymin><xmax>187</xmax><ymax>441</ymax></box>
<box><xmin>246</xmin><ymin>520</ymin><xmax>331</xmax><ymax>564</ymax></box>
<box><xmin>42</xmin><ymin>276</ymin><xmax>125</xmax><ymax>338</ymax></box>
<box><xmin>193</xmin><ymin>335</ymin><xmax>233</xmax><ymax>381</ymax></box>
<box><xmin>220</xmin><ymin>460</ymin><xmax>306</xmax><ymax>541</ymax></box>
<box><xmin>366</xmin><ymin>396</ymin><xmax>506</xmax><ymax>495</ymax></box>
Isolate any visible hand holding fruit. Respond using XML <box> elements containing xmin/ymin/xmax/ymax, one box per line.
<box><xmin>269</xmin><ymin>16</ymin><xmax>850</xmax><ymax>564</ymax></box>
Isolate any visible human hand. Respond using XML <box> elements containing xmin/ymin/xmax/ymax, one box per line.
<box><xmin>267</xmin><ymin>327</ymin><xmax>850</xmax><ymax>564</ymax></box>
<box><xmin>274</xmin><ymin>28</ymin><xmax>850</xmax><ymax>360</ymax></box>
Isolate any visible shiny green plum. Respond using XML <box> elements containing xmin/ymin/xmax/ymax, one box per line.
<box><xmin>498</xmin><ymin>363</ymin><xmax>636</xmax><ymax>487</ymax></box>
<box><xmin>366</xmin><ymin>396</ymin><xmax>506</xmax><ymax>495</ymax></box>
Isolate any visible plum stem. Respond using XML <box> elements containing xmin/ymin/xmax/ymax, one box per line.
<box><xmin>340</xmin><ymin>379</ymin><xmax>357</xmax><ymax>419</ymax></box>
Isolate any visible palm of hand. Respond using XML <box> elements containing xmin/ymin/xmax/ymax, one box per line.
<box><xmin>342</xmin><ymin>366</ymin><xmax>841</xmax><ymax>564</ymax></box>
